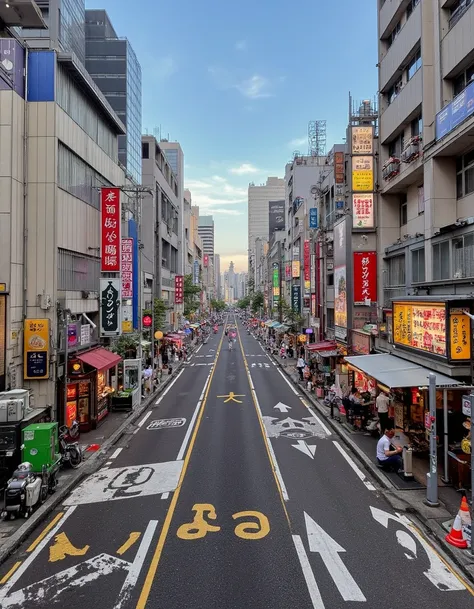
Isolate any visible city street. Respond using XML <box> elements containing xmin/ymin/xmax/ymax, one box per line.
<box><xmin>0</xmin><ymin>317</ymin><xmax>472</xmax><ymax>609</ymax></box>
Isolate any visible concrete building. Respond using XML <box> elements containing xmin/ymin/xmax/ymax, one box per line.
<box><xmin>214</xmin><ymin>254</ymin><xmax>221</xmax><ymax>300</ymax></box>
<box><xmin>376</xmin><ymin>0</ymin><xmax>474</xmax><ymax>381</ymax></box>
<box><xmin>85</xmin><ymin>9</ymin><xmax>142</xmax><ymax>183</ymax></box>
<box><xmin>1</xmin><ymin>8</ymin><xmax>129</xmax><ymax>425</ymax></box>
<box><xmin>141</xmin><ymin>136</ymin><xmax>181</xmax><ymax>329</ymax></box>
<box><xmin>198</xmin><ymin>215</ymin><xmax>215</xmax><ymax>258</ymax></box>
<box><xmin>248</xmin><ymin>177</ymin><xmax>285</xmax><ymax>282</ymax></box>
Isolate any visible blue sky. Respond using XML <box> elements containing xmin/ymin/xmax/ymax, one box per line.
<box><xmin>87</xmin><ymin>0</ymin><xmax>378</xmax><ymax>272</ymax></box>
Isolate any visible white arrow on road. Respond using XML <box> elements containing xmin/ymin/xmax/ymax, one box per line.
<box><xmin>370</xmin><ymin>507</ymin><xmax>465</xmax><ymax>591</ymax></box>
<box><xmin>304</xmin><ymin>512</ymin><xmax>366</xmax><ymax>602</ymax></box>
<box><xmin>292</xmin><ymin>440</ymin><xmax>316</xmax><ymax>459</ymax></box>
<box><xmin>274</xmin><ymin>402</ymin><xmax>292</xmax><ymax>413</ymax></box>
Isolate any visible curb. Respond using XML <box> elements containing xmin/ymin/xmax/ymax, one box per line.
<box><xmin>270</xmin><ymin>353</ymin><xmax>474</xmax><ymax>583</ymax></box>
<box><xmin>0</xmin><ymin>363</ymin><xmax>184</xmax><ymax>566</ymax></box>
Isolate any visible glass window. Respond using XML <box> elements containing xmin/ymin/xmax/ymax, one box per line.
<box><xmin>387</xmin><ymin>255</ymin><xmax>406</xmax><ymax>286</ymax></box>
<box><xmin>407</xmin><ymin>49</ymin><xmax>422</xmax><ymax>81</ymax></box>
<box><xmin>450</xmin><ymin>0</ymin><xmax>473</xmax><ymax>28</ymax></box>
<box><xmin>456</xmin><ymin>149</ymin><xmax>474</xmax><ymax>197</ymax></box>
<box><xmin>387</xmin><ymin>21</ymin><xmax>401</xmax><ymax>48</ymax></box>
<box><xmin>412</xmin><ymin>248</ymin><xmax>425</xmax><ymax>283</ymax></box>
<box><xmin>406</xmin><ymin>0</ymin><xmax>420</xmax><ymax>18</ymax></box>
<box><xmin>142</xmin><ymin>142</ymin><xmax>149</xmax><ymax>159</ymax></box>
<box><xmin>58</xmin><ymin>249</ymin><xmax>100</xmax><ymax>291</ymax></box>
<box><xmin>400</xmin><ymin>202</ymin><xmax>408</xmax><ymax>226</ymax></box>
<box><xmin>411</xmin><ymin>115</ymin><xmax>422</xmax><ymax>137</ymax></box>
<box><xmin>326</xmin><ymin>308</ymin><xmax>335</xmax><ymax>329</ymax></box>
<box><xmin>387</xmin><ymin>77</ymin><xmax>402</xmax><ymax>105</ymax></box>
<box><xmin>453</xmin><ymin>61</ymin><xmax>474</xmax><ymax>96</ymax></box>
<box><xmin>433</xmin><ymin>241</ymin><xmax>450</xmax><ymax>280</ymax></box>
<box><xmin>453</xmin><ymin>233</ymin><xmax>474</xmax><ymax>278</ymax></box>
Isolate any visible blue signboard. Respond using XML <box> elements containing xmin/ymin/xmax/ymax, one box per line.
<box><xmin>309</xmin><ymin>207</ymin><xmax>318</xmax><ymax>229</ymax></box>
<box><xmin>436</xmin><ymin>81</ymin><xmax>474</xmax><ymax>140</ymax></box>
<box><xmin>291</xmin><ymin>285</ymin><xmax>301</xmax><ymax>313</ymax></box>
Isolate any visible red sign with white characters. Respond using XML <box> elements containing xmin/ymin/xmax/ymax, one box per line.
<box><xmin>353</xmin><ymin>252</ymin><xmax>377</xmax><ymax>303</ymax></box>
<box><xmin>304</xmin><ymin>240</ymin><xmax>310</xmax><ymax>281</ymax></box>
<box><xmin>121</xmin><ymin>238</ymin><xmax>133</xmax><ymax>298</ymax></box>
<box><xmin>101</xmin><ymin>188</ymin><xmax>121</xmax><ymax>272</ymax></box>
<box><xmin>175</xmin><ymin>275</ymin><xmax>184</xmax><ymax>304</ymax></box>
<box><xmin>203</xmin><ymin>254</ymin><xmax>209</xmax><ymax>268</ymax></box>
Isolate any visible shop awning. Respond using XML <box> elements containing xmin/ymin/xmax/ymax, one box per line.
<box><xmin>264</xmin><ymin>320</ymin><xmax>274</xmax><ymax>327</ymax></box>
<box><xmin>77</xmin><ymin>347</ymin><xmax>121</xmax><ymax>371</ymax></box>
<box><xmin>344</xmin><ymin>354</ymin><xmax>465</xmax><ymax>389</ymax></box>
<box><xmin>306</xmin><ymin>341</ymin><xmax>337</xmax><ymax>353</ymax></box>
<box><xmin>279</xmin><ymin>324</ymin><xmax>290</xmax><ymax>332</ymax></box>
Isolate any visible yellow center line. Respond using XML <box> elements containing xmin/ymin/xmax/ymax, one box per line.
<box><xmin>0</xmin><ymin>561</ymin><xmax>22</xmax><ymax>586</ymax></box>
<box><xmin>26</xmin><ymin>511</ymin><xmax>65</xmax><ymax>553</ymax></box>
<box><xmin>135</xmin><ymin>322</ymin><xmax>227</xmax><ymax>609</ymax></box>
<box><xmin>235</xmin><ymin>322</ymin><xmax>293</xmax><ymax>529</ymax></box>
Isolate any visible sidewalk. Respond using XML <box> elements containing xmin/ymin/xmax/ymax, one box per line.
<box><xmin>0</xmin><ymin>362</ymin><xmax>186</xmax><ymax>564</ymax></box>
<box><xmin>270</xmin><ymin>350</ymin><xmax>474</xmax><ymax>582</ymax></box>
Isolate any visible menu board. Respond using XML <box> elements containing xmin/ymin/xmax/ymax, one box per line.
<box><xmin>393</xmin><ymin>302</ymin><xmax>446</xmax><ymax>356</ymax></box>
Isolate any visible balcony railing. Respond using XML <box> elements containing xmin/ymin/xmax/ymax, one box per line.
<box><xmin>449</xmin><ymin>0</ymin><xmax>473</xmax><ymax>29</ymax></box>
<box><xmin>382</xmin><ymin>157</ymin><xmax>401</xmax><ymax>181</ymax></box>
<box><xmin>401</xmin><ymin>136</ymin><xmax>422</xmax><ymax>163</ymax></box>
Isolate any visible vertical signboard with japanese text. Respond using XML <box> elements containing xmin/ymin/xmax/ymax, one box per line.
<box><xmin>0</xmin><ymin>296</ymin><xmax>5</xmax><ymax>390</ymax></box>
<box><xmin>352</xmin><ymin>194</ymin><xmax>374</xmax><ymax>228</ymax></box>
<box><xmin>334</xmin><ymin>152</ymin><xmax>345</xmax><ymax>184</ymax></box>
<box><xmin>203</xmin><ymin>254</ymin><xmax>209</xmax><ymax>268</ymax></box>
<box><xmin>269</xmin><ymin>200</ymin><xmax>285</xmax><ymax>235</ymax></box>
<box><xmin>101</xmin><ymin>188</ymin><xmax>121</xmax><ymax>272</ymax></box>
<box><xmin>272</xmin><ymin>263</ymin><xmax>279</xmax><ymax>307</ymax></box>
<box><xmin>353</xmin><ymin>252</ymin><xmax>377</xmax><ymax>304</ymax></box>
<box><xmin>351</xmin><ymin>126</ymin><xmax>374</xmax><ymax>154</ymax></box>
<box><xmin>193</xmin><ymin>260</ymin><xmax>200</xmax><ymax>285</ymax></box>
<box><xmin>100</xmin><ymin>279</ymin><xmax>121</xmax><ymax>337</ymax></box>
<box><xmin>121</xmin><ymin>238</ymin><xmax>133</xmax><ymax>298</ymax></box>
<box><xmin>449</xmin><ymin>308</ymin><xmax>471</xmax><ymax>360</ymax></box>
<box><xmin>291</xmin><ymin>285</ymin><xmax>301</xmax><ymax>313</ymax></box>
<box><xmin>304</xmin><ymin>240</ymin><xmax>310</xmax><ymax>281</ymax></box>
<box><xmin>334</xmin><ymin>219</ymin><xmax>347</xmax><ymax>340</ymax></box>
<box><xmin>24</xmin><ymin>319</ymin><xmax>50</xmax><ymax>380</ymax></box>
<box><xmin>175</xmin><ymin>275</ymin><xmax>184</xmax><ymax>305</ymax></box>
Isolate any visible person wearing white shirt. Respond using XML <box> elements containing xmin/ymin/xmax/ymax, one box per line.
<box><xmin>376</xmin><ymin>428</ymin><xmax>403</xmax><ymax>472</ymax></box>
<box><xmin>376</xmin><ymin>391</ymin><xmax>390</xmax><ymax>434</ymax></box>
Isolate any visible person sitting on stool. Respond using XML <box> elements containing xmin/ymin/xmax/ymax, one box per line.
<box><xmin>376</xmin><ymin>427</ymin><xmax>403</xmax><ymax>472</ymax></box>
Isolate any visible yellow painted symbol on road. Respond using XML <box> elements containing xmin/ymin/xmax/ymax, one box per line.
<box><xmin>233</xmin><ymin>511</ymin><xmax>270</xmax><ymax>540</ymax></box>
<box><xmin>117</xmin><ymin>531</ymin><xmax>141</xmax><ymax>555</ymax></box>
<box><xmin>48</xmin><ymin>532</ymin><xmax>90</xmax><ymax>563</ymax></box>
<box><xmin>217</xmin><ymin>392</ymin><xmax>246</xmax><ymax>403</ymax></box>
<box><xmin>177</xmin><ymin>503</ymin><xmax>221</xmax><ymax>540</ymax></box>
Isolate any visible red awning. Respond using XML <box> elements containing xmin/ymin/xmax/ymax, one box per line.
<box><xmin>306</xmin><ymin>341</ymin><xmax>337</xmax><ymax>352</ymax></box>
<box><xmin>77</xmin><ymin>347</ymin><xmax>122</xmax><ymax>371</ymax></box>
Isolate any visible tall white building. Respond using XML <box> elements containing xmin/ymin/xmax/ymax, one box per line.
<box><xmin>248</xmin><ymin>177</ymin><xmax>285</xmax><ymax>281</ymax></box>
<box><xmin>160</xmin><ymin>140</ymin><xmax>185</xmax><ymax>275</ymax></box>
<box><xmin>198</xmin><ymin>215</ymin><xmax>215</xmax><ymax>257</ymax></box>
<box><xmin>214</xmin><ymin>253</ymin><xmax>221</xmax><ymax>300</ymax></box>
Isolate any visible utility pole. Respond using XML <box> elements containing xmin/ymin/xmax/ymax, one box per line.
<box><xmin>426</xmin><ymin>373</ymin><xmax>439</xmax><ymax>507</ymax></box>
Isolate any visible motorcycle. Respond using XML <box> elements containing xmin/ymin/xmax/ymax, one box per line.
<box><xmin>1</xmin><ymin>462</ymin><xmax>48</xmax><ymax>520</ymax></box>
<box><xmin>59</xmin><ymin>426</ymin><xmax>82</xmax><ymax>469</ymax></box>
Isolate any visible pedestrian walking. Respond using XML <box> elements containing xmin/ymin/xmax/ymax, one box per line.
<box><xmin>376</xmin><ymin>390</ymin><xmax>390</xmax><ymax>435</ymax></box>
<box><xmin>296</xmin><ymin>356</ymin><xmax>305</xmax><ymax>381</ymax></box>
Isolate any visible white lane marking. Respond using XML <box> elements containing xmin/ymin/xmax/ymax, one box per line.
<box><xmin>305</xmin><ymin>512</ymin><xmax>366</xmax><ymax>602</ymax></box>
<box><xmin>105</xmin><ymin>461</ymin><xmax>112</xmax><ymax>466</ymax></box>
<box><xmin>155</xmin><ymin>369</ymin><xmax>184</xmax><ymax>404</ymax></box>
<box><xmin>0</xmin><ymin>506</ymin><xmax>77</xmax><ymax>602</ymax></box>
<box><xmin>274</xmin><ymin>402</ymin><xmax>291</xmax><ymax>412</ymax></box>
<box><xmin>137</xmin><ymin>411</ymin><xmax>153</xmax><ymax>428</ymax></box>
<box><xmin>292</xmin><ymin>440</ymin><xmax>317</xmax><ymax>459</ymax></box>
<box><xmin>301</xmin><ymin>399</ymin><xmax>332</xmax><ymax>436</ymax></box>
<box><xmin>196</xmin><ymin>344</ymin><xmax>203</xmax><ymax>353</ymax></box>
<box><xmin>114</xmin><ymin>520</ymin><xmax>158</xmax><ymax>609</ymax></box>
<box><xmin>176</xmin><ymin>371</ymin><xmax>212</xmax><ymax>461</ymax></box>
<box><xmin>332</xmin><ymin>441</ymin><xmax>376</xmax><ymax>491</ymax></box>
<box><xmin>247</xmin><ymin>370</ymin><xmax>289</xmax><ymax>501</ymax></box>
<box><xmin>161</xmin><ymin>492</ymin><xmax>170</xmax><ymax>500</ymax></box>
<box><xmin>110</xmin><ymin>447</ymin><xmax>123</xmax><ymax>460</ymax></box>
<box><xmin>277</xmin><ymin>368</ymin><xmax>300</xmax><ymax>395</ymax></box>
<box><xmin>292</xmin><ymin>535</ymin><xmax>325</xmax><ymax>609</ymax></box>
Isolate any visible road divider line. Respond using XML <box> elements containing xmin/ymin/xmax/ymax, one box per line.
<box><xmin>0</xmin><ymin>562</ymin><xmax>22</xmax><ymax>586</ymax></box>
<box><xmin>0</xmin><ymin>506</ymin><xmax>77</xmax><ymax>601</ymax></box>
<box><xmin>137</xmin><ymin>411</ymin><xmax>153</xmax><ymax>428</ymax></box>
<box><xmin>300</xmin><ymin>399</ymin><xmax>331</xmax><ymax>436</ymax></box>
<box><xmin>110</xmin><ymin>447</ymin><xmax>123</xmax><ymax>460</ymax></box>
<box><xmin>176</xmin><ymin>371</ymin><xmax>212</xmax><ymax>462</ymax></box>
<box><xmin>160</xmin><ymin>492</ymin><xmax>170</xmax><ymax>500</ymax></box>
<box><xmin>115</xmin><ymin>519</ymin><xmax>159</xmax><ymax>609</ymax></box>
<box><xmin>332</xmin><ymin>441</ymin><xmax>376</xmax><ymax>491</ymax></box>
<box><xmin>292</xmin><ymin>535</ymin><xmax>325</xmax><ymax>609</ymax></box>
<box><xmin>26</xmin><ymin>511</ymin><xmax>65</xmax><ymax>553</ymax></box>
<box><xmin>236</xmin><ymin>325</ymin><xmax>290</xmax><ymax>505</ymax></box>
<box><xmin>155</xmin><ymin>369</ymin><xmax>184</xmax><ymax>405</ymax></box>
<box><xmin>135</xmin><ymin>327</ymin><xmax>226</xmax><ymax>609</ymax></box>
<box><xmin>277</xmin><ymin>368</ymin><xmax>300</xmax><ymax>396</ymax></box>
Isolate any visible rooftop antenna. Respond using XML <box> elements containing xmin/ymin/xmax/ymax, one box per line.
<box><xmin>308</xmin><ymin>120</ymin><xmax>327</xmax><ymax>157</ymax></box>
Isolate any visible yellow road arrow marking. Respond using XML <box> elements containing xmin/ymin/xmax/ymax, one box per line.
<box><xmin>49</xmin><ymin>533</ymin><xmax>90</xmax><ymax>562</ymax></box>
<box><xmin>117</xmin><ymin>532</ymin><xmax>141</xmax><ymax>555</ymax></box>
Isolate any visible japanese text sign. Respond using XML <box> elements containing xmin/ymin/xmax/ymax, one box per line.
<box><xmin>121</xmin><ymin>238</ymin><xmax>133</xmax><ymax>299</ymax></box>
<box><xmin>175</xmin><ymin>275</ymin><xmax>184</xmax><ymax>305</ymax></box>
<box><xmin>353</xmin><ymin>252</ymin><xmax>377</xmax><ymax>304</ymax></box>
<box><xmin>352</xmin><ymin>194</ymin><xmax>374</xmax><ymax>228</ymax></box>
<box><xmin>203</xmin><ymin>254</ymin><xmax>209</xmax><ymax>268</ymax></box>
<box><xmin>334</xmin><ymin>151</ymin><xmax>345</xmax><ymax>184</ymax></box>
<box><xmin>449</xmin><ymin>308</ymin><xmax>471</xmax><ymax>360</ymax></box>
<box><xmin>292</xmin><ymin>260</ymin><xmax>300</xmax><ymax>278</ymax></box>
<box><xmin>393</xmin><ymin>302</ymin><xmax>446</xmax><ymax>357</ymax></box>
<box><xmin>304</xmin><ymin>240</ymin><xmax>310</xmax><ymax>282</ymax></box>
<box><xmin>101</xmin><ymin>188</ymin><xmax>121</xmax><ymax>272</ymax></box>
<box><xmin>24</xmin><ymin>318</ymin><xmax>49</xmax><ymax>380</ymax></box>
<box><xmin>100</xmin><ymin>278</ymin><xmax>121</xmax><ymax>337</ymax></box>
<box><xmin>351</xmin><ymin>126</ymin><xmax>373</xmax><ymax>154</ymax></box>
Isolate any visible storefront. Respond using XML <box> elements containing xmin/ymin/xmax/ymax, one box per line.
<box><xmin>304</xmin><ymin>341</ymin><xmax>339</xmax><ymax>396</ymax></box>
<box><xmin>66</xmin><ymin>347</ymin><xmax>121</xmax><ymax>431</ymax></box>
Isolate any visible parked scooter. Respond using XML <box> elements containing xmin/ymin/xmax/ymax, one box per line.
<box><xmin>59</xmin><ymin>425</ymin><xmax>82</xmax><ymax>469</ymax></box>
<box><xmin>1</xmin><ymin>462</ymin><xmax>48</xmax><ymax>519</ymax></box>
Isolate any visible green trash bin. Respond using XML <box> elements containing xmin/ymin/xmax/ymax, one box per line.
<box><xmin>22</xmin><ymin>423</ymin><xmax>60</xmax><ymax>473</ymax></box>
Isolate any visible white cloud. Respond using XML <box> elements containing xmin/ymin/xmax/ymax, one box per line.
<box><xmin>185</xmin><ymin>175</ymin><xmax>247</xmax><ymax>210</ymax></box>
<box><xmin>150</xmin><ymin>56</ymin><xmax>177</xmax><ymax>79</ymax></box>
<box><xmin>212</xmin><ymin>175</ymin><xmax>226</xmax><ymax>183</ymax></box>
<box><xmin>288</xmin><ymin>136</ymin><xmax>307</xmax><ymax>149</ymax></box>
<box><xmin>229</xmin><ymin>163</ymin><xmax>259</xmax><ymax>176</ymax></box>
<box><xmin>235</xmin><ymin>74</ymin><xmax>273</xmax><ymax>99</ymax></box>
<box><xmin>200</xmin><ymin>208</ymin><xmax>243</xmax><ymax>216</ymax></box>
<box><xmin>235</xmin><ymin>40</ymin><xmax>247</xmax><ymax>51</ymax></box>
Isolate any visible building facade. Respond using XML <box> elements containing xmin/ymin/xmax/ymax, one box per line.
<box><xmin>198</xmin><ymin>215</ymin><xmax>215</xmax><ymax>258</ymax></box>
<box><xmin>85</xmin><ymin>9</ymin><xmax>142</xmax><ymax>183</ymax></box>
<box><xmin>214</xmin><ymin>254</ymin><xmax>221</xmax><ymax>300</ymax></box>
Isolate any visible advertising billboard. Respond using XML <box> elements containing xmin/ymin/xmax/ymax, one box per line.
<box><xmin>351</xmin><ymin>126</ymin><xmax>373</xmax><ymax>154</ymax></box>
<box><xmin>269</xmin><ymin>200</ymin><xmax>285</xmax><ymax>235</ymax></box>
<box><xmin>100</xmin><ymin>279</ymin><xmax>121</xmax><ymax>337</ymax></box>
<box><xmin>436</xmin><ymin>81</ymin><xmax>474</xmax><ymax>140</ymax></box>
<box><xmin>334</xmin><ymin>266</ymin><xmax>347</xmax><ymax>340</ymax></box>
<box><xmin>0</xmin><ymin>39</ymin><xmax>25</xmax><ymax>97</ymax></box>
<box><xmin>304</xmin><ymin>240</ymin><xmax>310</xmax><ymax>281</ymax></box>
<box><xmin>449</xmin><ymin>308</ymin><xmax>471</xmax><ymax>360</ymax></box>
<box><xmin>352</xmin><ymin>194</ymin><xmax>375</xmax><ymax>228</ymax></box>
<box><xmin>292</xmin><ymin>261</ymin><xmax>301</xmax><ymax>278</ymax></box>
<box><xmin>352</xmin><ymin>156</ymin><xmax>374</xmax><ymax>192</ymax></box>
<box><xmin>291</xmin><ymin>285</ymin><xmax>301</xmax><ymax>312</ymax></box>
<box><xmin>24</xmin><ymin>319</ymin><xmax>50</xmax><ymax>380</ymax></box>
<box><xmin>175</xmin><ymin>275</ymin><xmax>184</xmax><ymax>305</ymax></box>
<box><xmin>121</xmin><ymin>238</ymin><xmax>133</xmax><ymax>299</ymax></box>
<box><xmin>101</xmin><ymin>188</ymin><xmax>121</xmax><ymax>272</ymax></box>
<box><xmin>393</xmin><ymin>302</ymin><xmax>446</xmax><ymax>356</ymax></box>
<box><xmin>353</xmin><ymin>252</ymin><xmax>377</xmax><ymax>304</ymax></box>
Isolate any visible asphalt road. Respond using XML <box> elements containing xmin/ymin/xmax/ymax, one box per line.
<box><xmin>0</xmin><ymin>315</ymin><xmax>472</xmax><ymax>609</ymax></box>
